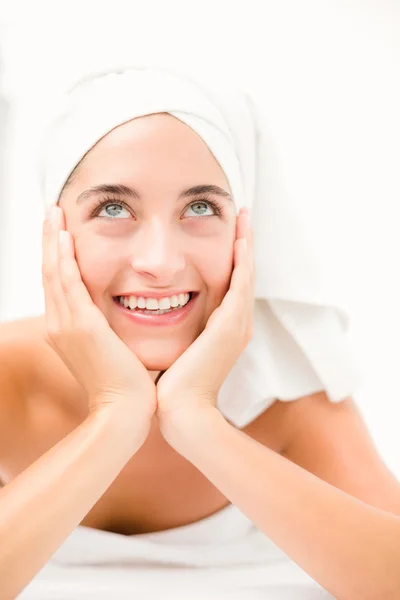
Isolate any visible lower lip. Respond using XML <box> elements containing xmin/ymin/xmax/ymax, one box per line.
<box><xmin>113</xmin><ymin>294</ymin><xmax>198</xmax><ymax>327</ymax></box>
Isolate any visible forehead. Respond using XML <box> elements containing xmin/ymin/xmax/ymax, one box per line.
<box><xmin>72</xmin><ymin>113</ymin><xmax>230</xmax><ymax>189</ymax></box>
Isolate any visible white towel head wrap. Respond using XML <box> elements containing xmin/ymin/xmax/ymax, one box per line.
<box><xmin>39</xmin><ymin>65</ymin><xmax>363</xmax><ymax>426</ymax></box>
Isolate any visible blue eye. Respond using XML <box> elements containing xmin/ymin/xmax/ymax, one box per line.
<box><xmin>96</xmin><ymin>202</ymin><xmax>130</xmax><ymax>219</ymax></box>
<box><xmin>183</xmin><ymin>200</ymin><xmax>218</xmax><ymax>218</ymax></box>
<box><xmin>90</xmin><ymin>195</ymin><xmax>224</xmax><ymax>220</ymax></box>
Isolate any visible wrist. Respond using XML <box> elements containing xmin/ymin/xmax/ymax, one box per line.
<box><xmin>89</xmin><ymin>404</ymin><xmax>153</xmax><ymax>450</ymax></box>
<box><xmin>158</xmin><ymin>405</ymin><xmax>226</xmax><ymax>455</ymax></box>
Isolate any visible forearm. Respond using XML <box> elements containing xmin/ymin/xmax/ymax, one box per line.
<box><xmin>170</xmin><ymin>408</ymin><xmax>400</xmax><ymax>600</ymax></box>
<box><xmin>0</xmin><ymin>406</ymin><xmax>147</xmax><ymax>599</ymax></box>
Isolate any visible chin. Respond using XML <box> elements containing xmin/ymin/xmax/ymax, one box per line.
<box><xmin>124</xmin><ymin>337</ymin><xmax>195</xmax><ymax>371</ymax></box>
<box><xmin>136</xmin><ymin>353</ymin><xmax>179</xmax><ymax>372</ymax></box>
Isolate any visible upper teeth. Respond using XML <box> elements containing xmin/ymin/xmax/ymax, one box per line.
<box><xmin>118</xmin><ymin>293</ymin><xmax>191</xmax><ymax>310</ymax></box>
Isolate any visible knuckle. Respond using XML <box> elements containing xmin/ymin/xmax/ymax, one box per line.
<box><xmin>59</xmin><ymin>275</ymin><xmax>69</xmax><ymax>293</ymax></box>
<box><xmin>45</xmin><ymin>324</ymin><xmax>61</xmax><ymax>343</ymax></box>
<box><xmin>41</xmin><ymin>265</ymin><xmax>55</xmax><ymax>281</ymax></box>
<box><xmin>42</xmin><ymin>220</ymin><xmax>52</xmax><ymax>235</ymax></box>
<box><xmin>59</xmin><ymin>270</ymin><xmax>74</xmax><ymax>293</ymax></box>
<box><xmin>73</xmin><ymin>317</ymin><xmax>97</xmax><ymax>339</ymax></box>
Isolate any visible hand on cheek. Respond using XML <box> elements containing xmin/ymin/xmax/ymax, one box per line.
<box><xmin>155</xmin><ymin>208</ymin><xmax>255</xmax><ymax>445</ymax></box>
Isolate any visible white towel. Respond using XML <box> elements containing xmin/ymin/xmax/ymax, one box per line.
<box><xmin>20</xmin><ymin>504</ymin><xmax>334</xmax><ymax>599</ymax></box>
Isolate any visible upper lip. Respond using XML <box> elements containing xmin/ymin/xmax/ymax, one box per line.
<box><xmin>116</xmin><ymin>290</ymin><xmax>196</xmax><ymax>300</ymax></box>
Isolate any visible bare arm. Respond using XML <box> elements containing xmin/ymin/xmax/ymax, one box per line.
<box><xmin>0</xmin><ymin>406</ymin><xmax>146</xmax><ymax>599</ymax></box>
<box><xmin>0</xmin><ymin>193</ymin><xmax>158</xmax><ymax>598</ymax></box>
<box><xmin>168</xmin><ymin>407</ymin><xmax>400</xmax><ymax>600</ymax></box>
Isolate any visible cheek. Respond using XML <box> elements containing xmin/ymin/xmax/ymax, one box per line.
<box><xmin>74</xmin><ymin>237</ymin><xmax>118</xmax><ymax>296</ymax></box>
<box><xmin>196</xmin><ymin>241</ymin><xmax>234</xmax><ymax>300</ymax></box>
<box><xmin>73</xmin><ymin>228</ymin><xmax>235</xmax><ymax>304</ymax></box>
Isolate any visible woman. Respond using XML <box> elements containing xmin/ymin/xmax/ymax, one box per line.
<box><xmin>0</xmin><ymin>66</ymin><xmax>399</xmax><ymax>599</ymax></box>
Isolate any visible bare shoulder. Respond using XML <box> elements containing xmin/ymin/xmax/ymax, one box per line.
<box><xmin>0</xmin><ymin>316</ymin><xmax>88</xmax><ymax>483</ymax></box>
<box><xmin>278</xmin><ymin>390</ymin><xmax>400</xmax><ymax>515</ymax></box>
<box><xmin>276</xmin><ymin>390</ymin><xmax>356</xmax><ymax>447</ymax></box>
<box><xmin>0</xmin><ymin>314</ymin><xmax>47</xmax><ymax>379</ymax></box>
<box><xmin>0</xmin><ymin>314</ymin><xmax>47</xmax><ymax>424</ymax></box>
<box><xmin>0</xmin><ymin>313</ymin><xmax>46</xmax><ymax>347</ymax></box>
<box><xmin>0</xmin><ymin>314</ymin><xmax>73</xmax><ymax>409</ymax></box>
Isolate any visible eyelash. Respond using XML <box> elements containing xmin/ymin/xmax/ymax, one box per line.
<box><xmin>89</xmin><ymin>194</ymin><xmax>225</xmax><ymax>220</ymax></box>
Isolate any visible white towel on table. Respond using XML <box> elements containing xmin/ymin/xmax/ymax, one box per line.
<box><xmin>20</xmin><ymin>504</ymin><xmax>334</xmax><ymax>599</ymax></box>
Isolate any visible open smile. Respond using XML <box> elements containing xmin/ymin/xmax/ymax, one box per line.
<box><xmin>112</xmin><ymin>292</ymin><xmax>199</xmax><ymax>327</ymax></box>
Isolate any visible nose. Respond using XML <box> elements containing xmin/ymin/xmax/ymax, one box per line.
<box><xmin>130</xmin><ymin>221</ymin><xmax>186</xmax><ymax>281</ymax></box>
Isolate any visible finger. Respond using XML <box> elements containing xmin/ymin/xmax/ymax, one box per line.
<box><xmin>232</xmin><ymin>209</ymin><xmax>250</xmax><ymax>272</ymax></box>
<box><xmin>239</xmin><ymin>208</ymin><xmax>255</xmax><ymax>286</ymax></box>
<box><xmin>242</xmin><ymin>215</ymin><xmax>255</xmax><ymax>337</ymax></box>
<box><xmin>236</xmin><ymin>207</ymin><xmax>249</xmax><ymax>240</ymax></box>
<box><xmin>42</xmin><ymin>206</ymin><xmax>70</xmax><ymax>334</ymax></box>
<box><xmin>230</xmin><ymin>238</ymin><xmax>249</xmax><ymax>296</ymax></box>
<box><xmin>58</xmin><ymin>229</ymin><xmax>100</xmax><ymax>326</ymax></box>
<box><xmin>212</xmin><ymin>207</ymin><xmax>252</xmax><ymax>323</ymax></box>
<box><xmin>231</xmin><ymin>213</ymin><xmax>254</xmax><ymax>302</ymax></box>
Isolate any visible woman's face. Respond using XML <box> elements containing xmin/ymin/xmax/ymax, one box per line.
<box><xmin>58</xmin><ymin>113</ymin><xmax>237</xmax><ymax>374</ymax></box>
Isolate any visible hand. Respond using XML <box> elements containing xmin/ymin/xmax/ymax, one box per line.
<box><xmin>156</xmin><ymin>208</ymin><xmax>254</xmax><ymax>441</ymax></box>
<box><xmin>42</xmin><ymin>206</ymin><xmax>157</xmax><ymax>441</ymax></box>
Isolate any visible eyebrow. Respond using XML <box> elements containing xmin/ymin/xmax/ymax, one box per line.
<box><xmin>76</xmin><ymin>183</ymin><xmax>233</xmax><ymax>204</ymax></box>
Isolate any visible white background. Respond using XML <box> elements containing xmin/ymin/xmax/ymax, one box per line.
<box><xmin>0</xmin><ymin>0</ymin><xmax>399</xmax><ymax>478</ymax></box>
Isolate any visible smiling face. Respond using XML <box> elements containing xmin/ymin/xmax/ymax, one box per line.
<box><xmin>58</xmin><ymin>113</ymin><xmax>237</xmax><ymax>374</ymax></box>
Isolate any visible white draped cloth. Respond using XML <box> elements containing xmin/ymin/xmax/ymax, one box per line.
<box><xmin>20</xmin><ymin>503</ymin><xmax>334</xmax><ymax>599</ymax></box>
